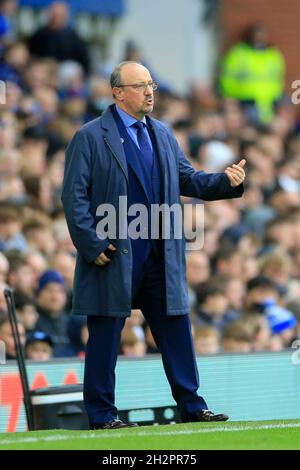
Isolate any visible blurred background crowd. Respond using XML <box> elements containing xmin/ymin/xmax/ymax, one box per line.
<box><xmin>0</xmin><ymin>0</ymin><xmax>300</xmax><ymax>362</ymax></box>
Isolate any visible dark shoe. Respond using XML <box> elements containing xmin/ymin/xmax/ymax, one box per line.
<box><xmin>94</xmin><ymin>419</ymin><xmax>139</xmax><ymax>430</ymax></box>
<box><xmin>182</xmin><ymin>409</ymin><xmax>229</xmax><ymax>423</ymax></box>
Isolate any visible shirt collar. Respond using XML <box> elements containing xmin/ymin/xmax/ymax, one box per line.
<box><xmin>115</xmin><ymin>105</ymin><xmax>147</xmax><ymax>128</ymax></box>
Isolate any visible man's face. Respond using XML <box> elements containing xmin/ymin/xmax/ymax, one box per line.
<box><xmin>114</xmin><ymin>64</ymin><xmax>154</xmax><ymax>120</ymax></box>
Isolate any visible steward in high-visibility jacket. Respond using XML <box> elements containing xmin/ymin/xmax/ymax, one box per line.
<box><xmin>220</xmin><ymin>41</ymin><xmax>285</xmax><ymax>123</ymax></box>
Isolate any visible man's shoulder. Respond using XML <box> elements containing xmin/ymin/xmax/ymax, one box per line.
<box><xmin>148</xmin><ymin>117</ymin><xmax>179</xmax><ymax>153</ymax></box>
<box><xmin>78</xmin><ymin>117</ymin><xmax>102</xmax><ymax>135</ymax></box>
<box><xmin>77</xmin><ymin>107</ymin><xmax>114</xmax><ymax>137</ymax></box>
<box><xmin>72</xmin><ymin>117</ymin><xmax>107</xmax><ymax>144</ymax></box>
<box><xmin>148</xmin><ymin>116</ymin><xmax>173</xmax><ymax>139</ymax></box>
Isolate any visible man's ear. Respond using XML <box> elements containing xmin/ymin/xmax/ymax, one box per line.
<box><xmin>113</xmin><ymin>87</ymin><xmax>124</xmax><ymax>102</ymax></box>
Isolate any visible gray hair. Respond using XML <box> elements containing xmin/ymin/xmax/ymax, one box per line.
<box><xmin>110</xmin><ymin>61</ymin><xmax>142</xmax><ymax>89</ymax></box>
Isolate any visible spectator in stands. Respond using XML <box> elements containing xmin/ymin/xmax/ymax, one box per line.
<box><xmin>194</xmin><ymin>281</ymin><xmax>230</xmax><ymax>331</ymax></box>
<box><xmin>124</xmin><ymin>309</ymin><xmax>145</xmax><ymax>344</ymax></box>
<box><xmin>47</xmin><ymin>149</ymin><xmax>67</xmax><ymax>209</ymax></box>
<box><xmin>23</xmin><ymin>214</ymin><xmax>56</xmax><ymax>257</ymax></box>
<box><xmin>51</xmin><ymin>250</ymin><xmax>75</xmax><ymax>311</ymax></box>
<box><xmin>263</xmin><ymin>217</ymin><xmax>294</xmax><ymax>253</ymax></box>
<box><xmin>22</xmin><ymin>58</ymin><xmax>53</xmax><ymax>93</ymax></box>
<box><xmin>0</xmin><ymin>41</ymin><xmax>30</xmax><ymax>86</ymax></box>
<box><xmin>86</xmin><ymin>76</ymin><xmax>113</xmax><ymax>120</ymax></box>
<box><xmin>186</xmin><ymin>251</ymin><xmax>211</xmax><ymax>307</ymax></box>
<box><xmin>28</xmin><ymin>2</ymin><xmax>90</xmax><ymax>74</ymax></box>
<box><xmin>25</xmin><ymin>250</ymin><xmax>48</xmax><ymax>292</ymax></box>
<box><xmin>0</xmin><ymin>313</ymin><xmax>26</xmax><ymax>360</ymax></box>
<box><xmin>0</xmin><ymin>148</ymin><xmax>26</xmax><ymax>204</ymax></box>
<box><xmin>220</xmin><ymin>23</ymin><xmax>285</xmax><ymax>123</ymax></box>
<box><xmin>259</xmin><ymin>249</ymin><xmax>292</xmax><ymax>288</ymax></box>
<box><xmin>22</xmin><ymin>174</ymin><xmax>54</xmax><ymax>213</ymax></box>
<box><xmin>214</xmin><ymin>244</ymin><xmax>244</xmax><ymax>279</ymax></box>
<box><xmin>243</xmin><ymin>314</ymin><xmax>271</xmax><ymax>352</ymax></box>
<box><xmin>51</xmin><ymin>250</ymin><xmax>75</xmax><ymax>291</ymax></box>
<box><xmin>120</xmin><ymin>325</ymin><xmax>146</xmax><ymax>358</ymax></box>
<box><xmin>266</xmin><ymin>305</ymin><xmax>297</xmax><ymax>348</ymax></box>
<box><xmin>0</xmin><ymin>0</ymin><xmax>18</xmax><ymax>46</ymax></box>
<box><xmin>193</xmin><ymin>325</ymin><xmax>220</xmax><ymax>355</ymax></box>
<box><xmin>14</xmin><ymin>290</ymin><xmax>38</xmax><ymax>333</ymax></box>
<box><xmin>269</xmin><ymin>190</ymin><xmax>300</xmax><ymax>218</ymax></box>
<box><xmin>20</xmin><ymin>125</ymin><xmax>48</xmax><ymax>177</ymax></box>
<box><xmin>217</xmin><ymin>276</ymin><xmax>245</xmax><ymax>319</ymax></box>
<box><xmin>25</xmin><ymin>330</ymin><xmax>54</xmax><ymax>361</ymax></box>
<box><xmin>35</xmin><ymin>270</ymin><xmax>70</xmax><ymax>357</ymax></box>
<box><xmin>221</xmin><ymin>318</ymin><xmax>255</xmax><ymax>353</ymax></box>
<box><xmin>6</xmin><ymin>252</ymin><xmax>35</xmax><ymax>297</ymax></box>
<box><xmin>58</xmin><ymin>60</ymin><xmax>86</xmax><ymax>101</ymax></box>
<box><xmin>52</xmin><ymin>211</ymin><xmax>76</xmax><ymax>254</ymax></box>
<box><xmin>244</xmin><ymin>275</ymin><xmax>281</xmax><ymax>313</ymax></box>
<box><xmin>0</xmin><ymin>206</ymin><xmax>27</xmax><ymax>252</ymax></box>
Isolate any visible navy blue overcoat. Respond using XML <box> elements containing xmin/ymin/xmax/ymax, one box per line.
<box><xmin>61</xmin><ymin>106</ymin><xmax>243</xmax><ymax>317</ymax></box>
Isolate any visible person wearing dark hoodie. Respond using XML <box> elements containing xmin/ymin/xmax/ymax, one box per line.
<box><xmin>35</xmin><ymin>270</ymin><xmax>71</xmax><ymax>357</ymax></box>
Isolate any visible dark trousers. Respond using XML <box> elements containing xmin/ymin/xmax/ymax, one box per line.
<box><xmin>84</xmin><ymin>249</ymin><xmax>207</xmax><ymax>427</ymax></box>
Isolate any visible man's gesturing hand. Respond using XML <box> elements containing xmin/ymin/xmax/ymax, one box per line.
<box><xmin>225</xmin><ymin>159</ymin><xmax>246</xmax><ymax>187</ymax></box>
<box><xmin>94</xmin><ymin>244</ymin><xmax>116</xmax><ymax>266</ymax></box>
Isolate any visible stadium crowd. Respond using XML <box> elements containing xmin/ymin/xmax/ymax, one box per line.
<box><xmin>0</xmin><ymin>1</ymin><xmax>300</xmax><ymax>361</ymax></box>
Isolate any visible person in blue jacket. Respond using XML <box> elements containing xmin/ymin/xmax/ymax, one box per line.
<box><xmin>61</xmin><ymin>61</ymin><xmax>246</xmax><ymax>430</ymax></box>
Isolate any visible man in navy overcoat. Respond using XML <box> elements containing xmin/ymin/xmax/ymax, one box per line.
<box><xmin>61</xmin><ymin>61</ymin><xmax>246</xmax><ymax>429</ymax></box>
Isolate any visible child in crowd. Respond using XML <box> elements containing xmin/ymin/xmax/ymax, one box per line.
<box><xmin>25</xmin><ymin>330</ymin><xmax>53</xmax><ymax>361</ymax></box>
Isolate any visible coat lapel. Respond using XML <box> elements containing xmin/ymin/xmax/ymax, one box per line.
<box><xmin>100</xmin><ymin>108</ymin><xmax>169</xmax><ymax>201</ymax></box>
<box><xmin>101</xmin><ymin>107</ymin><xmax>129</xmax><ymax>184</ymax></box>
<box><xmin>147</xmin><ymin>117</ymin><xmax>168</xmax><ymax>200</ymax></box>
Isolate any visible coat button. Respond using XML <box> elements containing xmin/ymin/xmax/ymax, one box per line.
<box><xmin>122</xmin><ymin>249</ymin><xmax>129</xmax><ymax>254</ymax></box>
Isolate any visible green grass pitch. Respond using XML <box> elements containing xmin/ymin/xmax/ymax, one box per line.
<box><xmin>0</xmin><ymin>420</ymin><xmax>300</xmax><ymax>450</ymax></box>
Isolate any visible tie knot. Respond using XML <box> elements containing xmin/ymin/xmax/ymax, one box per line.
<box><xmin>133</xmin><ymin>121</ymin><xmax>144</xmax><ymax>131</ymax></box>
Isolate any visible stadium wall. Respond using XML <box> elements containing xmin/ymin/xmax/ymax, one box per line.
<box><xmin>0</xmin><ymin>351</ymin><xmax>300</xmax><ymax>432</ymax></box>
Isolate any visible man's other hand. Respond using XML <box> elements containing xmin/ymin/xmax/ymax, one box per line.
<box><xmin>94</xmin><ymin>244</ymin><xmax>116</xmax><ymax>266</ymax></box>
<box><xmin>225</xmin><ymin>159</ymin><xmax>246</xmax><ymax>187</ymax></box>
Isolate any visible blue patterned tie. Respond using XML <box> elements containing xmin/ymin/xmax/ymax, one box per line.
<box><xmin>132</xmin><ymin>121</ymin><xmax>154</xmax><ymax>169</ymax></box>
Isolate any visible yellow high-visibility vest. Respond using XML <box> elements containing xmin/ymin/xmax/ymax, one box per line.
<box><xmin>220</xmin><ymin>42</ymin><xmax>285</xmax><ymax>122</ymax></box>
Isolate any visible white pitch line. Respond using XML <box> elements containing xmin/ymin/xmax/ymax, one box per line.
<box><xmin>0</xmin><ymin>422</ymin><xmax>300</xmax><ymax>446</ymax></box>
